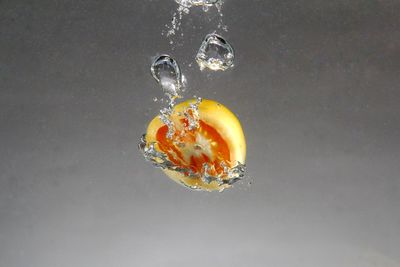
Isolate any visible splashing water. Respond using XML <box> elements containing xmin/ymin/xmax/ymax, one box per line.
<box><xmin>201</xmin><ymin>161</ymin><xmax>246</xmax><ymax>187</ymax></box>
<box><xmin>142</xmin><ymin>59</ymin><xmax>247</xmax><ymax>190</ymax></box>
<box><xmin>139</xmin><ymin>89</ymin><xmax>247</xmax><ymax>191</ymax></box>
<box><xmin>140</xmin><ymin>1</ymin><xmax>247</xmax><ymax>192</ymax></box>
<box><xmin>140</xmin><ymin>79</ymin><xmax>246</xmax><ymax>191</ymax></box>
<box><xmin>196</xmin><ymin>33</ymin><xmax>234</xmax><ymax>71</ymax></box>
<box><xmin>138</xmin><ymin>133</ymin><xmax>247</xmax><ymax>192</ymax></box>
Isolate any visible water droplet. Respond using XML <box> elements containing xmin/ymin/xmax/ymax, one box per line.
<box><xmin>196</xmin><ymin>33</ymin><xmax>234</xmax><ymax>71</ymax></box>
<box><xmin>151</xmin><ymin>55</ymin><xmax>183</xmax><ymax>98</ymax></box>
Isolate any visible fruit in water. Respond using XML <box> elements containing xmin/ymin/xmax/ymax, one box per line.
<box><xmin>145</xmin><ymin>99</ymin><xmax>246</xmax><ymax>191</ymax></box>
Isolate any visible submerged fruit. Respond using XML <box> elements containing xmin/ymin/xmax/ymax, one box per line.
<box><xmin>143</xmin><ymin>99</ymin><xmax>246</xmax><ymax>191</ymax></box>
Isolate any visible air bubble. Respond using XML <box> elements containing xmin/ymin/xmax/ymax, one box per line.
<box><xmin>196</xmin><ymin>33</ymin><xmax>234</xmax><ymax>71</ymax></box>
<box><xmin>150</xmin><ymin>55</ymin><xmax>184</xmax><ymax>99</ymax></box>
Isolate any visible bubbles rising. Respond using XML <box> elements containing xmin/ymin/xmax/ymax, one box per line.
<box><xmin>140</xmin><ymin>1</ymin><xmax>248</xmax><ymax>192</ymax></box>
<box><xmin>196</xmin><ymin>33</ymin><xmax>234</xmax><ymax>71</ymax></box>
<box><xmin>165</xmin><ymin>0</ymin><xmax>227</xmax><ymax>43</ymax></box>
<box><xmin>151</xmin><ymin>55</ymin><xmax>184</xmax><ymax>99</ymax></box>
<box><xmin>175</xmin><ymin>0</ymin><xmax>220</xmax><ymax>8</ymax></box>
<box><xmin>150</xmin><ymin>54</ymin><xmax>186</xmax><ymax>139</ymax></box>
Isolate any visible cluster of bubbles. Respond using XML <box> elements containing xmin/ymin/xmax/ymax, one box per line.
<box><xmin>175</xmin><ymin>0</ymin><xmax>220</xmax><ymax>8</ymax></box>
<box><xmin>138</xmin><ymin>134</ymin><xmax>247</xmax><ymax>191</ymax></box>
<box><xmin>164</xmin><ymin>0</ymin><xmax>227</xmax><ymax>42</ymax></box>
<box><xmin>139</xmin><ymin>0</ymin><xmax>246</xmax><ymax>191</ymax></box>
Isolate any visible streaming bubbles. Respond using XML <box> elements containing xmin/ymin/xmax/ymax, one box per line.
<box><xmin>150</xmin><ymin>54</ymin><xmax>187</xmax><ymax>139</ymax></box>
<box><xmin>175</xmin><ymin>0</ymin><xmax>220</xmax><ymax>8</ymax></box>
<box><xmin>165</xmin><ymin>0</ymin><xmax>226</xmax><ymax>40</ymax></box>
<box><xmin>150</xmin><ymin>55</ymin><xmax>186</xmax><ymax>99</ymax></box>
<box><xmin>196</xmin><ymin>33</ymin><xmax>234</xmax><ymax>71</ymax></box>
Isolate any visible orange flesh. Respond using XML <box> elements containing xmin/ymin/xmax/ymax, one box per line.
<box><xmin>156</xmin><ymin>118</ymin><xmax>231</xmax><ymax>177</ymax></box>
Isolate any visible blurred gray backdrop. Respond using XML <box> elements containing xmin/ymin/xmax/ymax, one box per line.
<box><xmin>1</xmin><ymin>0</ymin><xmax>400</xmax><ymax>266</ymax></box>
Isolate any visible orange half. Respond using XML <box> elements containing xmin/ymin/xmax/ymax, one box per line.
<box><xmin>146</xmin><ymin>99</ymin><xmax>246</xmax><ymax>191</ymax></box>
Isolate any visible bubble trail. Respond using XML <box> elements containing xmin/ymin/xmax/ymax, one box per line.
<box><xmin>175</xmin><ymin>0</ymin><xmax>220</xmax><ymax>8</ymax></box>
<box><xmin>150</xmin><ymin>54</ymin><xmax>186</xmax><ymax>139</ymax></box>
<box><xmin>164</xmin><ymin>0</ymin><xmax>226</xmax><ymax>42</ymax></box>
<box><xmin>196</xmin><ymin>33</ymin><xmax>234</xmax><ymax>71</ymax></box>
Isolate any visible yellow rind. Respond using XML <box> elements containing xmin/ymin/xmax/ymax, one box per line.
<box><xmin>146</xmin><ymin>99</ymin><xmax>246</xmax><ymax>191</ymax></box>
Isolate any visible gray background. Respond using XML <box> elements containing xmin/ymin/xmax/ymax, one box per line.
<box><xmin>1</xmin><ymin>0</ymin><xmax>400</xmax><ymax>266</ymax></box>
